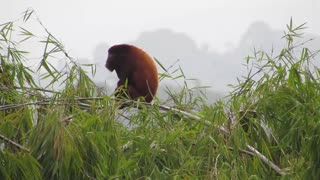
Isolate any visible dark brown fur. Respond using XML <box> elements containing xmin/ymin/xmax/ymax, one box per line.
<box><xmin>106</xmin><ymin>44</ymin><xmax>158</xmax><ymax>103</ymax></box>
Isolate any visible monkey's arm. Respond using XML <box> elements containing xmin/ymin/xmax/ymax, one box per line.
<box><xmin>117</xmin><ymin>79</ymin><xmax>125</xmax><ymax>88</ymax></box>
<box><xmin>115</xmin><ymin>83</ymin><xmax>141</xmax><ymax>109</ymax></box>
<box><xmin>114</xmin><ymin>79</ymin><xmax>127</xmax><ymax>99</ymax></box>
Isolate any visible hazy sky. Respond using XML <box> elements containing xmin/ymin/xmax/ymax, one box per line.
<box><xmin>2</xmin><ymin>0</ymin><xmax>319</xmax><ymax>59</ymax></box>
<box><xmin>2</xmin><ymin>0</ymin><xmax>319</xmax><ymax>95</ymax></box>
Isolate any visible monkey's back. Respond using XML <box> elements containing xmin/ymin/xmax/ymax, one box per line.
<box><xmin>128</xmin><ymin>46</ymin><xmax>158</xmax><ymax>102</ymax></box>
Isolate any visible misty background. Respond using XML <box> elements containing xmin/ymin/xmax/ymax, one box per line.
<box><xmin>2</xmin><ymin>0</ymin><xmax>319</xmax><ymax>102</ymax></box>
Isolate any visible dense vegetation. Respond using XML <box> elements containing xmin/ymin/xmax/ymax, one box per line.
<box><xmin>0</xmin><ymin>9</ymin><xmax>320</xmax><ymax>179</ymax></box>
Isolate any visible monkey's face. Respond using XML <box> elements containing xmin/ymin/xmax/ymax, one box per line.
<box><xmin>105</xmin><ymin>53</ymin><xmax>128</xmax><ymax>72</ymax></box>
<box><xmin>105</xmin><ymin>53</ymin><xmax>116</xmax><ymax>71</ymax></box>
<box><xmin>105</xmin><ymin>44</ymin><xmax>132</xmax><ymax>72</ymax></box>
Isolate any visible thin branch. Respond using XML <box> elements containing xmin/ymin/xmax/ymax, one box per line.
<box><xmin>0</xmin><ymin>96</ymin><xmax>231</xmax><ymax>135</ymax></box>
<box><xmin>13</xmin><ymin>86</ymin><xmax>61</xmax><ymax>94</ymax></box>
<box><xmin>0</xmin><ymin>101</ymin><xmax>46</xmax><ymax>111</ymax></box>
<box><xmin>288</xmin><ymin>38</ymin><xmax>314</xmax><ymax>51</ymax></box>
<box><xmin>0</xmin><ymin>133</ymin><xmax>30</xmax><ymax>152</ymax></box>
<box><xmin>157</xmin><ymin>104</ymin><xmax>230</xmax><ymax>135</ymax></box>
<box><xmin>225</xmin><ymin>146</ymin><xmax>255</xmax><ymax>157</ymax></box>
<box><xmin>0</xmin><ymin>100</ymin><xmax>57</xmax><ymax>111</ymax></box>
<box><xmin>246</xmin><ymin>144</ymin><xmax>286</xmax><ymax>176</ymax></box>
<box><xmin>118</xmin><ymin>113</ymin><xmax>131</xmax><ymax>122</ymax></box>
<box><xmin>158</xmin><ymin>104</ymin><xmax>201</xmax><ymax>121</ymax></box>
<box><xmin>62</xmin><ymin>115</ymin><xmax>73</xmax><ymax>124</ymax></box>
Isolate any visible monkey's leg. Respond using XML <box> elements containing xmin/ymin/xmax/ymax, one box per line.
<box><xmin>127</xmin><ymin>85</ymin><xmax>143</xmax><ymax>100</ymax></box>
<box><xmin>115</xmin><ymin>84</ymin><xmax>140</xmax><ymax>109</ymax></box>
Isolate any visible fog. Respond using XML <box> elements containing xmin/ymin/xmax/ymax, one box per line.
<box><xmin>91</xmin><ymin>22</ymin><xmax>320</xmax><ymax>95</ymax></box>
<box><xmin>1</xmin><ymin>0</ymin><xmax>319</xmax><ymax>98</ymax></box>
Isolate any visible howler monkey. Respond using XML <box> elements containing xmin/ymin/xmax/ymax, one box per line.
<box><xmin>105</xmin><ymin>44</ymin><xmax>158</xmax><ymax>103</ymax></box>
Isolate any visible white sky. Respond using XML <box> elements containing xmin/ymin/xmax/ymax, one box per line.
<box><xmin>2</xmin><ymin>0</ymin><xmax>319</xmax><ymax>59</ymax></box>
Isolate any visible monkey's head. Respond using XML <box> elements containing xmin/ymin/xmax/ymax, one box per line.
<box><xmin>105</xmin><ymin>44</ymin><xmax>134</xmax><ymax>72</ymax></box>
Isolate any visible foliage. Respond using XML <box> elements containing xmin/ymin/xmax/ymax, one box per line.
<box><xmin>0</xmin><ymin>9</ymin><xmax>320</xmax><ymax>179</ymax></box>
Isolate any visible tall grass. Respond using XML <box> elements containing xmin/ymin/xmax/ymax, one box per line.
<box><xmin>0</xmin><ymin>9</ymin><xmax>319</xmax><ymax>179</ymax></box>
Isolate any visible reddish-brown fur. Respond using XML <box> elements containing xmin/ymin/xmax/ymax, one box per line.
<box><xmin>105</xmin><ymin>44</ymin><xmax>158</xmax><ymax>103</ymax></box>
